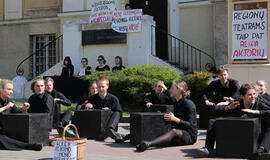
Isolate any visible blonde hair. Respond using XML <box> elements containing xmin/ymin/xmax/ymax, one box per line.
<box><xmin>88</xmin><ymin>80</ymin><xmax>98</xmax><ymax>97</ymax></box>
<box><xmin>44</xmin><ymin>77</ymin><xmax>54</xmax><ymax>85</ymax></box>
<box><xmin>0</xmin><ymin>79</ymin><xmax>12</xmax><ymax>90</ymax></box>
<box><xmin>173</xmin><ymin>80</ymin><xmax>190</xmax><ymax>97</ymax></box>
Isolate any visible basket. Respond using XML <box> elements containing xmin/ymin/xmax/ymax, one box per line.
<box><xmin>53</xmin><ymin>124</ymin><xmax>87</xmax><ymax>160</ymax></box>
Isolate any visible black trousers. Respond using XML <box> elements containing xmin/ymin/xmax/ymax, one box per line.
<box><xmin>107</xmin><ymin>111</ymin><xmax>121</xmax><ymax>131</ymax></box>
<box><xmin>0</xmin><ymin>134</ymin><xmax>34</xmax><ymax>150</ymax></box>
<box><xmin>259</xmin><ymin>127</ymin><xmax>270</xmax><ymax>152</ymax></box>
<box><xmin>205</xmin><ymin>118</ymin><xmax>216</xmax><ymax>150</ymax></box>
<box><xmin>53</xmin><ymin>110</ymin><xmax>73</xmax><ymax>128</ymax></box>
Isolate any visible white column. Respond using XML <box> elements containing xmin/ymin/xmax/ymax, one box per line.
<box><xmin>63</xmin><ymin>24</ymin><xmax>83</xmax><ymax>75</ymax></box>
<box><xmin>127</xmin><ymin>15</ymin><xmax>155</xmax><ymax>66</ymax></box>
<box><xmin>168</xmin><ymin>0</ymin><xmax>180</xmax><ymax>38</ymax></box>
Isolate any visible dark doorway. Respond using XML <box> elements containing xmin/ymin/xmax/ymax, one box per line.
<box><xmin>130</xmin><ymin>0</ymin><xmax>168</xmax><ymax>60</ymax></box>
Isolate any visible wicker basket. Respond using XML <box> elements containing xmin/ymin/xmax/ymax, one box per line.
<box><xmin>53</xmin><ymin>124</ymin><xmax>87</xmax><ymax>160</ymax></box>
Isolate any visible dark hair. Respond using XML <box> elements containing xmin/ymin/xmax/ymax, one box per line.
<box><xmin>63</xmin><ymin>56</ymin><xmax>73</xmax><ymax>66</ymax></box>
<box><xmin>98</xmin><ymin>55</ymin><xmax>106</xmax><ymax>64</ymax></box>
<box><xmin>240</xmin><ymin>83</ymin><xmax>257</xmax><ymax>96</ymax></box>
<box><xmin>31</xmin><ymin>76</ymin><xmax>44</xmax><ymax>92</ymax></box>
<box><xmin>125</xmin><ymin>3</ymin><xmax>131</xmax><ymax>9</ymax></box>
<box><xmin>82</xmin><ymin>58</ymin><xmax>88</xmax><ymax>65</ymax></box>
<box><xmin>217</xmin><ymin>65</ymin><xmax>228</xmax><ymax>75</ymax></box>
<box><xmin>115</xmin><ymin>56</ymin><xmax>123</xmax><ymax>65</ymax></box>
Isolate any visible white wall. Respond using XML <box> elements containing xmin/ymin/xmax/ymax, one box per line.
<box><xmin>84</xmin><ymin>44</ymin><xmax>128</xmax><ymax>71</ymax></box>
<box><xmin>5</xmin><ymin>0</ymin><xmax>22</xmax><ymax>20</ymax></box>
<box><xmin>127</xmin><ymin>15</ymin><xmax>155</xmax><ymax>66</ymax></box>
<box><xmin>63</xmin><ymin>0</ymin><xmax>84</xmax><ymax>12</ymax></box>
<box><xmin>63</xmin><ymin>23</ymin><xmax>83</xmax><ymax>75</ymax></box>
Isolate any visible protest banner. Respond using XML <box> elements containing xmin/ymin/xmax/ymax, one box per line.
<box><xmin>232</xmin><ymin>9</ymin><xmax>268</xmax><ymax>60</ymax></box>
<box><xmin>53</xmin><ymin>141</ymin><xmax>77</xmax><ymax>160</ymax></box>
<box><xmin>112</xmin><ymin>9</ymin><xmax>143</xmax><ymax>33</ymax></box>
<box><xmin>90</xmin><ymin>0</ymin><xmax>116</xmax><ymax>24</ymax></box>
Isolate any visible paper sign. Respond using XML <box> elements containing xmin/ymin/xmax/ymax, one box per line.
<box><xmin>90</xmin><ymin>0</ymin><xmax>116</xmax><ymax>24</ymax></box>
<box><xmin>112</xmin><ymin>9</ymin><xmax>143</xmax><ymax>33</ymax></box>
<box><xmin>53</xmin><ymin>141</ymin><xmax>77</xmax><ymax>160</ymax></box>
<box><xmin>232</xmin><ymin>9</ymin><xmax>268</xmax><ymax>60</ymax></box>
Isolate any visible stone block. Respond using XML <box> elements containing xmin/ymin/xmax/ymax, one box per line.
<box><xmin>3</xmin><ymin>113</ymin><xmax>49</xmax><ymax>145</ymax></box>
<box><xmin>216</xmin><ymin>117</ymin><xmax>259</xmax><ymax>158</ymax></box>
<box><xmin>145</xmin><ymin>104</ymin><xmax>174</xmax><ymax>113</ymax></box>
<box><xmin>130</xmin><ymin>112</ymin><xmax>171</xmax><ymax>145</ymax></box>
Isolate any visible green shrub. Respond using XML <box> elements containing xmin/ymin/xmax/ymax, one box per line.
<box><xmin>80</xmin><ymin>65</ymin><xmax>180</xmax><ymax>112</ymax></box>
<box><xmin>181</xmin><ymin>72</ymin><xmax>212</xmax><ymax>105</ymax></box>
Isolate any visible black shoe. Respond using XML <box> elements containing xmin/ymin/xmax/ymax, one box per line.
<box><xmin>107</xmin><ymin>128</ymin><xmax>123</xmax><ymax>140</ymax></box>
<box><xmin>136</xmin><ymin>141</ymin><xmax>151</xmax><ymax>152</ymax></box>
<box><xmin>256</xmin><ymin>146</ymin><xmax>266</xmax><ymax>157</ymax></box>
<box><xmin>28</xmin><ymin>143</ymin><xmax>43</xmax><ymax>151</ymax></box>
<box><xmin>115</xmin><ymin>134</ymin><xmax>130</xmax><ymax>143</ymax></box>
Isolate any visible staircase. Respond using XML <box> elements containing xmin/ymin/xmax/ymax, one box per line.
<box><xmin>151</xmin><ymin>25</ymin><xmax>216</xmax><ymax>73</ymax></box>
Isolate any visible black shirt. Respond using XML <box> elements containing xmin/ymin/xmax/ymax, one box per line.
<box><xmin>144</xmin><ymin>90</ymin><xmax>173</xmax><ymax>111</ymax></box>
<box><xmin>112</xmin><ymin>65</ymin><xmax>125</xmax><ymax>71</ymax></box>
<box><xmin>202</xmin><ymin>79</ymin><xmax>240</xmax><ymax>104</ymax></box>
<box><xmin>47</xmin><ymin>89</ymin><xmax>72</xmax><ymax>125</ymax></box>
<box><xmin>96</xmin><ymin>65</ymin><xmax>110</xmax><ymax>72</ymax></box>
<box><xmin>28</xmin><ymin>92</ymin><xmax>55</xmax><ymax>129</ymax></box>
<box><xmin>61</xmin><ymin>65</ymin><xmax>74</xmax><ymax>77</ymax></box>
<box><xmin>0</xmin><ymin>98</ymin><xmax>22</xmax><ymax>133</ymax></box>
<box><xmin>87</xmin><ymin>93</ymin><xmax>122</xmax><ymax>112</ymax></box>
<box><xmin>173</xmin><ymin>97</ymin><xmax>197</xmax><ymax>143</ymax></box>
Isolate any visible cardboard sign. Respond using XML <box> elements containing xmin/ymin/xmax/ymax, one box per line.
<box><xmin>112</xmin><ymin>9</ymin><xmax>143</xmax><ymax>33</ymax></box>
<box><xmin>90</xmin><ymin>0</ymin><xmax>116</xmax><ymax>24</ymax></box>
<box><xmin>232</xmin><ymin>9</ymin><xmax>268</xmax><ymax>60</ymax></box>
<box><xmin>53</xmin><ymin>141</ymin><xmax>77</xmax><ymax>160</ymax></box>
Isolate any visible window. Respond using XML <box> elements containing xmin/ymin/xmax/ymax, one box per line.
<box><xmin>30</xmin><ymin>34</ymin><xmax>56</xmax><ymax>78</ymax></box>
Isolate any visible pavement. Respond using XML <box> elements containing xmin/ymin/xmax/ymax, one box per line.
<box><xmin>0</xmin><ymin>123</ymin><xmax>249</xmax><ymax>160</ymax></box>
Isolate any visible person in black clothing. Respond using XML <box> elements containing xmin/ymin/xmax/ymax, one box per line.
<box><xmin>61</xmin><ymin>56</ymin><xmax>74</xmax><ymax>77</ymax></box>
<box><xmin>144</xmin><ymin>80</ymin><xmax>172</xmax><ymax>111</ymax></box>
<box><xmin>136</xmin><ymin>80</ymin><xmax>198</xmax><ymax>152</ymax></box>
<box><xmin>44</xmin><ymin>77</ymin><xmax>73</xmax><ymax>135</ymax></box>
<box><xmin>112</xmin><ymin>56</ymin><xmax>125</xmax><ymax>71</ymax></box>
<box><xmin>85</xmin><ymin>76</ymin><xmax>123</xmax><ymax>142</ymax></box>
<box><xmin>27</xmin><ymin>77</ymin><xmax>54</xmax><ymax>130</ymax></box>
<box><xmin>197</xmin><ymin>83</ymin><xmax>270</xmax><ymax>157</ymax></box>
<box><xmin>202</xmin><ymin>66</ymin><xmax>240</xmax><ymax>106</ymax></box>
<box><xmin>257</xmin><ymin>80</ymin><xmax>270</xmax><ymax>103</ymax></box>
<box><xmin>0</xmin><ymin>79</ymin><xmax>42</xmax><ymax>151</ymax></box>
<box><xmin>96</xmin><ymin>55</ymin><xmax>110</xmax><ymax>71</ymax></box>
<box><xmin>76</xmin><ymin>81</ymin><xmax>98</xmax><ymax>110</ymax></box>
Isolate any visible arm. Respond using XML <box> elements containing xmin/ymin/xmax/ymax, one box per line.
<box><xmin>110</xmin><ymin>96</ymin><xmax>122</xmax><ymax>112</ymax></box>
<box><xmin>55</xmin><ymin>92</ymin><xmax>72</xmax><ymax>106</ymax></box>
<box><xmin>0</xmin><ymin>102</ymin><xmax>14</xmax><ymax>113</ymax></box>
<box><xmin>202</xmin><ymin>82</ymin><xmax>216</xmax><ymax>106</ymax></box>
<box><xmin>230</xmin><ymin>80</ymin><xmax>241</xmax><ymax>101</ymax></box>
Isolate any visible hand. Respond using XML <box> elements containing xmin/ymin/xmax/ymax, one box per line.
<box><xmin>242</xmin><ymin>109</ymin><xmax>260</xmax><ymax>115</ymax></box>
<box><xmin>224</xmin><ymin>97</ymin><xmax>234</xmax><ymax>103</ymax></box>
<box><xmin>205</xmin><ymin>100</ymin><xmax>215</xmax><ymax>106</ymax></box>
<box><xmin>7</xmin><ymin>102</ymin><xmax>14</xmax><ymax>109</ymax></box>
<box><xmin>85</xmin><ymin>103</ymin><xmax>93</xmax><ymax>110</ymax></box>
<box><xmin>164</xmin><ymin>112</ymin><xmax>179</xmax><ymax>123</ymax></box>
<box><xmin>160</xmin><ymin>83</ymin><xmax>167</xmax><ymax>90</ymax></box>
<box><xmin>22</xmin><ymin>103</ymin><xmax>30</xmax><ymax>113</ymax></box>
<box><xmin>216</xmin><ymin>101</ymin><xmax>230</xmax><ymax>106</ymax></box>
<box><xmin>102</xmin><ymin>107</ymin><xmax>109</xmax><ymax>110</ymax></box>
<box><xmin>146</xmin><ymin>103</ymin><xmax>152</xmax><ymax>108</ymax></box>
<box><xmin>54</xmin><ymin>98</ymin><xmax>61</xmax><ymax>102</ymax></box>
<box><xmin>225</xmin><ymin>101</ymin><xmax>240</xmax><ymax>111</ymax></box>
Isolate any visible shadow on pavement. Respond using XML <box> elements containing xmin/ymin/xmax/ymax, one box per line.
<box><xmin>38</xmin><ymin>158</ymin><xmax>52</xmax><ymax>160</ymax></box>
<box><xmin>104</xmin><ymin>142</ymin><xmax>135</xmax><ymax>148</ymax></box>
<box><xmin>181</xmin><ymin>148</ymin><xmax>204</xmax><ymax>159</ymax></box>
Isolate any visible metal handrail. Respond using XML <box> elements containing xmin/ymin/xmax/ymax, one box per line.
<box><xmin>151</xmin><ymin>25</ymin><xmax>216</xmax><ymax>73</ymax></box>
<box><xmin>16</xmin><ymin>34</ymin><xmax>63</xmax><ymax>76</ymax></box>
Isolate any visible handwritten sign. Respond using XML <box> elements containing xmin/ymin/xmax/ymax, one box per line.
<box><xmin>90</xmin><ymin>0</ymin><xmax>116</xmax><ymax>24</ymax></box>
<box><xmin>232</xmin><ymin>9</ymin><xmax>268</xmax><ymax>60</ymax></box>
<box><xmin>112</xmin><ymin>9</ymin><xmax>143</xmax><ymax>33</ymax></box>
<box><xmin>53</xmin><ymin>141</ymin><xmax>77</xmax><ymax>160</ymax></box>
